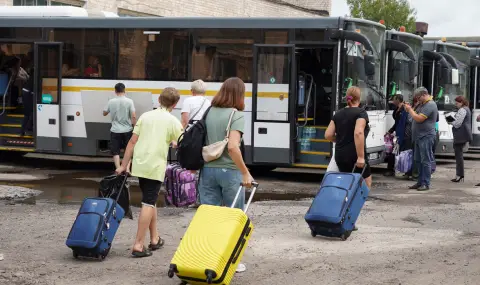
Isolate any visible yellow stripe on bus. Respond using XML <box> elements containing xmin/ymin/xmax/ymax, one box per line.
<box><xmin>41</xmin><ymin>86</ymin><xmax>288</xmax><ymax>98</ymax></box>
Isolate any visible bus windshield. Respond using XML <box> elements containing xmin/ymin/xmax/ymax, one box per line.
<box><xmin>342</xmin><ymin>21</ymin><xmax>385</xmax><ymax>110</ymax></box>
<box><xmin>388</xmin><ymin>35</ymin><xmax>422</xmax><ymax>105</ymax></box>
<box><xmin>436</xmin><ymin>45</ymin><xmax>470</xmax><ymax>111</ymax></box>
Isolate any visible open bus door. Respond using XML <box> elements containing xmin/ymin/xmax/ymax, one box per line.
<box><xmin>34</xmin><ymin>42</ymin><xmax>62</xmax><ymax>152</ymax></box>
<box><xmin>251</xmin><ymin>44</ymin><xmax>295</xmax><ymax>165</ymax></box>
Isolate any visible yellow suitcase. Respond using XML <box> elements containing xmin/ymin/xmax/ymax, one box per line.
<box><xmin>168</xmin><ymin>183</ymin><xmax>258</xmax><ymax>285</ymax></box>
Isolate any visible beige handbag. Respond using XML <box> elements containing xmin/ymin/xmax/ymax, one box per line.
<box><xmin>202</xmin><ymin>109</ymin><xmax>237</xmax><ymax>162</ymax></box>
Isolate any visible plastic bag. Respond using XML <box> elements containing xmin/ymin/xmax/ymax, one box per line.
<box><xmin>395</xmin><ymin>149</ymin><xmax>413</xmax><ymax>173</ymax></box>
<box><xmin>98</xmin><ymin>174</ymin><xmax>133</xmax><ymax>219</ymax></box>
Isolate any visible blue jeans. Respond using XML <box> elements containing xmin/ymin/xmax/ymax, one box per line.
<box><xmin>198</xmin><ymin>167</ymin><xmax>244</xmax><ymax>210</ymax></box>
<box><xmin>414</xmin><ymin>135</ymin><xmax>436</xmax><ymax>187</ymax></box>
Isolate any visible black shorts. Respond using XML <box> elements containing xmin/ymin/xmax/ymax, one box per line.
<box><xmin>110</xmin><ymin>131</ymin><xmax>132</xmax><ymax>156</ymax></box>
<box><xmin>138</xmin><ymin>177</ymin><xmax>162</xmax><ymax>207</ymax></box>
<box><xmin>336</xmin><ymin>155</ymin><xmax>372</xmax><ymax>179</ymax></box>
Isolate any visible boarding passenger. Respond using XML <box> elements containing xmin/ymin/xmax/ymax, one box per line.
<box><xmin>116</xmin><ymin>87</ymin><xmax>183</xmax><ymax>258</ymax></box>
<box><xmin>180</xmin><ymin>79</ymin><xmax>211</xmax><ymax>208</ymax></box>
<box><xmin>198</xmin><ymin>77</ymin><xmax>254</xmax><ymax>273</ymax></box>
<box><xmin>103</xmin><ymin>83</ymin><xmax>136</xmax><ymax>172</ymax></box>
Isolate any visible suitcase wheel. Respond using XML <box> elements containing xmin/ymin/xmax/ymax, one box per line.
<box><xmin>310</xmin><ymin>230</ymin><xmax>317</xmax><ymax>238</ymax></box>
<box><xmin>167</xmin><ymin>269</ymin><xmax>175</xmax><ymax>278</ymax></box>
<box><xmin>72</xmin><ymin>251</ymin><xmax>79</xmax><ymax>259</ymax></box>
<box><xmin>340</xmin><ymin>231</ymin><xmax>352</xmax><ymax>241</ymax></box>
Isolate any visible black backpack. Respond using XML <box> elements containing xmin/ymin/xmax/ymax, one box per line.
<box><xmin>176</xmin><ymin>106</ymin><xmax>212</xmax><ymax>170</ymax></box>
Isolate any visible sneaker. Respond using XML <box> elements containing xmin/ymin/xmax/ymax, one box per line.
<box><xmin>383</xmin><ymin>171</ymin><xmax>395</xmax><ymax>177</ymax></box>
<box><xmin>417</xmin><ymin>185</ymin><xmax>430</xmax><ymax>191</ymax></box>
<box><xmin>408</xmin><ymin>183</ymin><xmax>420</xmax><ymax>190</ymax></box>
<box><xmin>188</xmin><ymin>202</ymin><xmax>200</xmax><ymax>209</ymax></box>
<box><xmin>236</xmin><ymin>263</ymin><xmax>246</xmax><ymax>273</ymax></box>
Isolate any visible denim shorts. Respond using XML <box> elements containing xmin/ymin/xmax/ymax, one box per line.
<box><xmin>198</xmin><ymin>167</ymin><xmax>244</xmax><ymax>210</ymax></box>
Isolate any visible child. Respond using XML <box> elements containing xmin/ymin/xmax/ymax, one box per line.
<box><xmin>116</xmin><ymin>87</ymin><xmax>183</xmax><ymax>258</ymax></box>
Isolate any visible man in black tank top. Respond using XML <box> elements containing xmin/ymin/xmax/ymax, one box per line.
<box><xmin>325</xmin><ymin>86</ymin><xmax>372</xmax><ymax>188</ymax></box>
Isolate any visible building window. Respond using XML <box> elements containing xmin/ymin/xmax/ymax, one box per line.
<box><xmin>191</xmin><ymin>30</ymin><xmax>256</xmax><ymax>83</ymax></box>
<box><xmin>52</xmin><ymin>29</ymin><xmax>115</xmax><ymax>79</ymax></box>
<box><xmin>118</xmin><ymin>29</ymin><xmax>188</xmax><ymax>81</ymax></box>
<box><xmin>14</xmin><ymin>0</ymin><xmax>82</xmax><ymax>6</ymax></box>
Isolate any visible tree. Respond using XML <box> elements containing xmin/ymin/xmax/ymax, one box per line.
<box><xmin>347</xmin><ymin>0</ymin><xmax>417</xmax><ymax>33</ymax></box>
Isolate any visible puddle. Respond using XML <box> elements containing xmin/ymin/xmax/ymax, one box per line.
<box><xmin>0</xmin><ymin>172</ymin><xmax>314</xmax><ymax>208</ymax></box>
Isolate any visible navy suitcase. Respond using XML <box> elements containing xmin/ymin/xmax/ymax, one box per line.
<box><xmin>66</xmin><ymin>174</ymin><xmax>128</xmax><ymax>260</ymax></box>
<box><xmin>305</xmin><ymin>168</ymin><xmax>369</xmax><ymax>241</ymax></box>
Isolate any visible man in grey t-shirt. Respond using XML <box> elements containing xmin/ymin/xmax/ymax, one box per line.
<box><xmin>103</xmin><ymin>83</ymin><xmax>136</xmax><ymax>171</ymax></box>
<box><xmin>405</xmin><ymin>87</ymin><xmax>438</xmax><ymax>191</ymax></box>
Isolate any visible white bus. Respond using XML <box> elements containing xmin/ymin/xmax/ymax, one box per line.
<box><xmin>422</xmin><ymin>41</ymin><xmax>468</xmax><ymax>154</ymax></box>
<box><xmin>384</xmin><ymin>30</ymin><xmax>423</xmax><ymax>131</ymax></box>
<box><xmin>0</xmin><ymin>16</ymin><xmax>387</xmax><ymax>170</ymax></box>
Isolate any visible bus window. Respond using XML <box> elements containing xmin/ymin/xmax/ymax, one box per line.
<box><xmin>295</xmin><ymin>29</ymin><xmax>325</xmax><ymax>42</ymax></box>
<box><xmin>52</xmin><ymin>29</ymin><xmax>83</xmax><ymax>78</ymax></box>
<box><xmin>264</xmin><ymin>31</ymin><xmax>288</xmax><ymax>44</ymax></box>
<box><xmin>84</xmin><ymin>29</ymin><xmax>115</xmax><ymax>79</ymax></box>
<box><xmin>117</xmin><ymin>29</ymin><xmax>188</xmax><ymax>81</ymax></box>
<box><xmin>191</xmin><ymin>29</ymin><xmax>255</xmax><ymax>83</ymax></box>
<box><xmin>0</xmin><ymin>28</ymin><xmax>42</xmax><ymax>40</ymax></box>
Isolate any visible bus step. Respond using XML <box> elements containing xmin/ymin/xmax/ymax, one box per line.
<box><xmin>296</xmin><ymin>151</ymin><xmax>330</xmax><ymax>165</ymax></box>
<box><xmin>0</xmin><ymin>134</ymin><xmax>33</xmax><ymax>139</ymax></box>
<box><xmin>297</xmin><ymin>118</ymin><xmax>314</xmax><ymax>122</ymax></box>
<box><xmin>296</xmin><ymin>139</ymin><xmax>330</xmax><ymax>152</ymax></box>
<box><xmin>0</xmin><ymin>146</ymin><xmax>35</xmax><ymax>152</ymax></box>
<box><xmin>7</xmin><ymin>114</ymin><xmax>24</xmax><ymax>118</ymax></box>
<box><xmin>0</xmin><ymin>124</ymin><xmax>21</xmax><ymax>128</ymax></box>
<box><xmin>292</xmin><ymin>163</ymin><xmax>328</xmax><ymax>169</ymax></box>
<box><xmin>4</xmin><ymin>139</ymin><xmax>35</xmax><ymax>147</ymax></box>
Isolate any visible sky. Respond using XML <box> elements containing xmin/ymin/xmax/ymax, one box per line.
<box><xmin>331</xmin><ymin>0</ymin><xmax>479</xmax><ymax>37</ymax></box>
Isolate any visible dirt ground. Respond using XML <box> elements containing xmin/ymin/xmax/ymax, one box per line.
<box><xmin>1</xmin><ymin>155</ymin><xmax>480</xmax><ymax>284</ymax></box>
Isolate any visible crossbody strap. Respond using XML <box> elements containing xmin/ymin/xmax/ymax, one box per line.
<box><xmin>190</xmin><ymin>97</ymin><xmax>207</xmax><ymax>121</ymax></box>
<box><xmin>224</xmin><ymin>109</ymin><xmax>237</xmax><ymax>139</ymax></box>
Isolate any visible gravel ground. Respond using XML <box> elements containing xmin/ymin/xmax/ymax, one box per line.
<box><xmin>1</xmin><ymin>157</ymin><xmax>480</xmax><ymax>284</ymax></box>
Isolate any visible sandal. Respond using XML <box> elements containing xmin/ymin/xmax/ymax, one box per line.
<box><xmin>131</xmin><ymin>246</ymin><xmax>152</xmax><ymax>258</ymax></box>
<box><xmin>148</xmin><ymin>237</ymin><xmax>165</xmax><ymax>251</ymax></box>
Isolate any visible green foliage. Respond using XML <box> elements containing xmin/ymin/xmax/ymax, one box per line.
<box><xmin>347</xmin><ymin>0</ymin><xmax>417</xmax><ymax>33</ymax></box>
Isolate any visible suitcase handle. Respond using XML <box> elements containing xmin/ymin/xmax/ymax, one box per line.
<box><xmin>352</xmin><ymin>165</ymin><xmax>366</xmax><ymax>176</ymax></box>
<box><xmin>231</xmin><ymin>182</ymin><xmax>259</xmax><ymax>213</ymax></box>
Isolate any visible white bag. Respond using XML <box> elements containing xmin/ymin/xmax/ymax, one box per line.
<box><xmin>202</xmin><ymin>109</ymin><xmax>237</xmax><ymax>162</ymax></box>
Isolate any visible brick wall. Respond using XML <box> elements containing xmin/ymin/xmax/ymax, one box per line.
<box><xmin>114</xmin><ymin>0</ymin><xmax>331</xmax><ymax>17</ymax></box>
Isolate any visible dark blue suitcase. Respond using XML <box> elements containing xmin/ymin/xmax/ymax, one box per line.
<box><xmin>305</xmin><ymin>168</ymin><xmax>369</xmax><ymax>240</ymax></box>
<box><xmin>66</xmin><ymin>174</ymin><xmax>128</xmax><ymax>260</ymax></box>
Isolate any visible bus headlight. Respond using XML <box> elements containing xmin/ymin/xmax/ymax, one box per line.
<box><xmin>439</xmin><ymin>131</ymin><xmax>449</xmax><ymax>139</ymax></box>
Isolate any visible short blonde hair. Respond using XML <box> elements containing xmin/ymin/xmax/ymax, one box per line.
<box><xmin>191</xmin><ymin>79</ymin><xmax>207</xmax><ymax>94</ymax></box>
<box><xmin>159</xmin><ymin>87</ymin><xmax>180</xmax><ymax>108</ymax></box>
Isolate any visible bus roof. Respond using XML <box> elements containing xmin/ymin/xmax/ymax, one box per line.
<box><xmin>0</xmin><ymin>6</ymin><xmax>118</xmax><ymax>18</ymax></box>
<box><xmin>423</xmin><ymin>40</ymin><xmax>471</xmax><ymax>52</ymax></box>
<box><xmin>0</xmin><ymin>16</ymin><xmax>384</xmax><ymax>30</ymax></box>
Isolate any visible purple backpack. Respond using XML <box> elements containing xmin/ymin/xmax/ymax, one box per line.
<box><xmin>164</xmin><ymin>164</ymin><xmax>197</xmax><ymax>207</ymax></box>
<box><xmin>395</xmin><ymin>149</ymin><xmax>413</xmax><ymax>173</ymax></box>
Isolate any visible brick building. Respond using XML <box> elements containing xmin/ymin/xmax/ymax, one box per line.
<box><xmin>5</xmin><ymin>0</ymin><xmax>331</xmax><ymax>17</ymax></box>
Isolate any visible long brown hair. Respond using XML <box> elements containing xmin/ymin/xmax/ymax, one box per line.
<box><xmin>211</xmin><ymin>77</ymin><xmax>245</xmax><ymax>111</ymax></box>
<box><xmin>455</xmin><ymin>95</ymin><xmax>469</xmax><ymax>107</ymax></box>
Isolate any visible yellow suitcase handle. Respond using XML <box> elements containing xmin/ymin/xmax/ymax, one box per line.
<box><xmin>231</xmin><ymin>182</ymin><xmax>259</xmax><ymax>213</ymax></box>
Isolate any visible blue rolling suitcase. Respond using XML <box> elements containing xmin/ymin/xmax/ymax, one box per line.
<box><xmin>305</xmin><ymin>167</ymin><xmax>370</xmax><ymax>241</ymax></box>
<box><xmin>66</xmin><ymin>174</ymin><xmax>128</xmax><ymax>260</ymax></box>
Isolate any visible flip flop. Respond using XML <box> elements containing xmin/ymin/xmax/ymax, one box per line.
<box><xmin>148</xmin><ymin>237</ymin><xmax>165</xmax><ymax>251</ymax></box>
<box><xmin>131</xmin><ymin>246</ymin><xmax>152</xmax><ymax>258</ymax></box>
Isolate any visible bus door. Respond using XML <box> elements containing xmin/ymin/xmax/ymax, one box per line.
<box><xmin>34</xmin><ymin>42</ymin><xmax>62</xmax><ymax>152</ymax></box>
<box><xmin>251</xmin><ymin>44</ymin><xmax>295</xmax><ymax>164</ymax></box>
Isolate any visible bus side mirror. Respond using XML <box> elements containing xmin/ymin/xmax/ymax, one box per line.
<box><xmin>364</xmin><ymin>55</ymin><xmax>375</xmax><ymax>76</ymax></box>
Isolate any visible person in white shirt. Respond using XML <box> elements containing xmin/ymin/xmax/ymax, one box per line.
<box><xmin>180</xmin><ymin>79</ymin><xmax>211</xmax><ymax>208</ymax></box>
<box><xmin>181</xmin><ymin>79</ymin><xmax>211</xmax><ymax>128</ymax></box>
